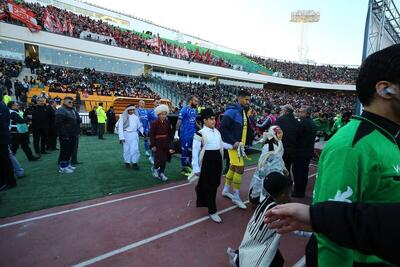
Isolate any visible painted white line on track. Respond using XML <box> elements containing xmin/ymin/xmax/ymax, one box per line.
<box><xmin>73</xmin><ymin>172</ymin><xmax>317</xmax><ymax>267</ymax></box>
<box><xmin>0</xmin><ymin>166</ymin><xmax>258</xmax><ymax>228</ymax></box>
<box><xmin>293</xmin><ymin>256</ymin><xmax>306</xmax><ymax>267</ymax></box>
<box><xmin>72</xmin><ymin>202</ymin><xmax>249</xmax><ymax>267</ymax></box>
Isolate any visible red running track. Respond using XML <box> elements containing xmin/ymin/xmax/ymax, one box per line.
<box><xmin>0</xmin><ymin>165</ymin><xmax>317</xmax><ymax>267</ymax></box>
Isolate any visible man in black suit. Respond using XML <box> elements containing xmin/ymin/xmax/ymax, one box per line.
<box><xmin>292</xmin><ymin>105</ymin><xmax>317</xmax><ymax>198</ymax></box>
<box><xmin>46</xmin><ymin>100</ymin><xmax>58</xmax><ymax>151</ymax></box>
<box><xmin>275</xmin><ymin>104</ymin><xmax>299</xmax><ymax>175</ymax></box>
<box><xmin>31</xmin><ymin>97</ymin><xmax>49</xmax><ymax>155</ymax></box>
<box><xmin>0</xmin><ymin>91</ymin><xmax>16</xmax><ymax>191</ymax></box>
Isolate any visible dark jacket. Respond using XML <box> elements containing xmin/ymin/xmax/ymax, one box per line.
<box><xmin>89</xmin><ymin>109</ymin><xmax>98</xmax><ymax>124</ymax></box>
<box><xmin>0</xmin><ymin>99</ymin><xmax>11</xmax><ymax>144</ymax></box>
<box><xmin>55</xmin><ymin>106</ymin><xmax>79</xmax><ymax>137</ymax></box>
<box><xmin>275</xmin><ymin>113</ymin><xmax>299</xmax><ymax>155</ymax></box>
<box><xmin>311</xmin><ymin>201</ymin><xmax>400</xmax><ymax>265</ymax></box>
<box><xmin>106</xmin><ymin>109</ymin><xmax>116</xmax><ymax>124</ymax></box>
<box><xmin>296</xmin><ymin>116</ymin><xmax>317</xmax><ymax>158</ymax></box>
<box><xmin>9</xmin><ymin>109</ymin><xmax>28</xmax><ymax>133</ymax></box>
<box><xmin>32</xmin><ymin>105</ymin><xmax>49</xmax><ymax>129</ymax></box>
<box><xmin>220</xmin><ymin>103</ymin><xmax>253</xmax><ymax>146</ymax></box>
<box><xmin>47</xmin><ymin>106</ymin><xmax>56</xmax><ymax>128</ymax></box>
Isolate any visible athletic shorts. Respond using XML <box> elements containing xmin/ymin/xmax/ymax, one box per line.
<box><xmin>228</xmin><ymin>149</ymin><xmax>244</xmax><ymax>167</ymax></box>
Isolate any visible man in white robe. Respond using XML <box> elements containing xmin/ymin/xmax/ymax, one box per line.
<box><xmin>118</xmin><ymin>105</ymin><xmax>143</xmax><ymax>170</ymax></box>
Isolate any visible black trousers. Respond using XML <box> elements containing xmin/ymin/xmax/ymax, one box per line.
<box><xmin>71</xmin><ymin>136</ymin><xmax>79</xmax><ymax>163</ymax></box>
<box><xmin>59</xmin><ymin>136</ymin><xmax>77</xmax><ymax>167</ymax></box>
<box><xmin>98</xmin><ymin>123</ymin><xmax>105</xmax><ymax>139</ymax></box>
<box><xmin>47</xmin><ymin>127</ymin><xmax>58</xmax><ymax>150</ymax></box>
<box><xmin>196</xmin><ymin>150</ymin><xmax>222</xmax><ymax>214</ymax></box>
<box><xmin>293</xmin><ymin>156</ymin><xmax>311</xmax><ymax>194</ymax></box>
<box><xmin>91</xmin><ymin>123</ymin><xmax>97</xmax><ymax>136</ymax></box>
<box><xmin>11</xmin><ymin>133</ymin><xmax>34</xmax><ymax>160</ymax></box>
<box><xmin>106</xmin><ymin>121</ymin><xmax>115</xmax><ymax>133</ymax></box>
<box><xmin>33</xmin><ymin>128</ymin><xmax>48</xmax><ymax>153</ymax></box>
<box><xmin>283</xmin><ymin>152</ymin><xmax>295</xmax><ymax>175</ymax></box>
<box><xmin>0</xmin><ymin>144</ymin><xmax>16</xmax><ymax>187</ymax></box>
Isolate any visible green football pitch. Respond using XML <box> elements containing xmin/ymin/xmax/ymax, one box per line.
<box><xmin>0</xmin><ymin>134</ymin><xmax>259</xmax><ymax>218</ymax></box>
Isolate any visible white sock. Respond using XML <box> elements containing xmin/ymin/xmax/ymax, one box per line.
<box><xmin>233</xmin><ymin>190</ymin><xmax>240</xmax><ymax>199</ymax></box>
<box><xmin>223</xmin><ymin>185</ymin><xmax>231</xmax><ymax>192</ymax></box>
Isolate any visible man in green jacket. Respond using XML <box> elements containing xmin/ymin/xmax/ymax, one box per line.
<box><xmin>313</xmin><ymin>113</ymin><xmax>331</xmax><ymax>139</ymax></box>
<box><xmin>312</xmin><ymin>44</ymin><xmax>400</xmax><ymax>266</ymax></box>
<box><xmin>96</xmin><ymin>102</ymin><xmax>107</xmax><ymax>140</ymax></box>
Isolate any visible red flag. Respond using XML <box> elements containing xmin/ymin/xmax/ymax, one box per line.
<box><xmin>43</xmin><ymin>8</ymin><xmax>53</xmax><ymax>32</ymax></box>
<box><xmin>194</xmin><ymin>48</ymin><xmax>200</xmax><ymax>60</ymax></box>
<box><xmin>7</xmin><ymin>0</ymin><xmax>41</xmax><ymax>32</ymax></box>
<box><xmin>68</xmin><ymin>19</ymin><xmax>73</xmax><ymax>36</ymax></box>
<box><xmin>62</xmin><ymin>15</ymin><xmax>68</xmax><ymax>33</ymax></box>
<box><xmin>52</xmin><ymin>14</ymin><xmax>63</xmax><ymax>33</ymax></box>
<box><xmin>0</xmin><ymin>6</ymin><xmax>7</xmax><ymax>20</ymax></box>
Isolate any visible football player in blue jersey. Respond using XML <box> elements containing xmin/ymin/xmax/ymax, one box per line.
<box><xmin>175</xmin><ymin>96</ymin><xmax>200</xmax><ymax>176</ymax></box>
<box><xmin>137</xmin><ymin>100</ymin><xmax>151</xmax><ymax>157</ymax></box>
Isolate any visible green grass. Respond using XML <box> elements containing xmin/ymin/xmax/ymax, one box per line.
<box><xmin>0</xmin><ymin>134</ymin><xmax>259</xmax><ymax>218</ymax></box>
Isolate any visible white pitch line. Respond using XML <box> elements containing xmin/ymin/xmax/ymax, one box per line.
<box><xmin>73</xmin><ymin>172</ymin><xmax>317</xmax><ymax>267</ymax></box>
<box><xmin>293</xmin><ymin>256</ymin><xmax>306</xmax><ymax>267</ymax></box>
<box><xmin>0</xmin><ymin>166</ymin><xmax>258</xmax><ymax>228</ymax></box>
<box><xmin>72</xmin><ymin>201</ymin><xmax>249</xmax><ymax>267</ymax></box>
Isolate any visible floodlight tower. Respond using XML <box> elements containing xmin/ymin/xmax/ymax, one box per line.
<box><xmin>290</xmin><ymin>10</ymin><xmax>320</xmax><ymax>62</ymax></box>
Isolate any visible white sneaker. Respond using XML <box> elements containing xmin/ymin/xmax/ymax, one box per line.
<box><xmin>222</xmin><ymin>189</ymin><xmax>233</xmax><ymax>199</ymax></box>
<box><xmin>145</xmin><ymin>151</ymin><xmax>150</xmax><ymax>157</ymax></box>
<box><xmin>226</xmin><ymin>247</ymin><xmax>238</xmax><ymax>267</ymax></box>
<box><xmin>67</xmin><ymin>165</ymin><xmax>76</xmax><ymax>170</ymax></box>
<box><xmin>151</xmin><ymin>166</ymin><xmax>159</xmax><ymax>178</ymax></box>
<box><xmin>209</xmin><ymin>213</ymin><xmax>222</xmax><ymax>223</ymax></box>
<box><xmin>59</xmin><ymin>167</ymin><xmax>74</xmax><ymax>174</ymax></box>
<box><xmin>148</xmin><ymin>156</ymin><xmax>154</xmax><ymax>164</ymax></box>
<box><xmin>159</xmin><ymin>173</ymin><xmax>168</xmax><ymax>182</ymax></box>
<box><xmin>232</xmin><ymin>195</ymin><xmax>247</xmax><ymax>209</ymax></box>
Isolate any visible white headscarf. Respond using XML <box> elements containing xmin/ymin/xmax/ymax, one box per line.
<box><xmin>121</xmin><ymin>105</ymin><xmax>137</xmax><ymax>130</ymax></box>
<box><xmin>257</xmin><ymin>126</ymin><xmax>284</xmax><ymax>169</ymax></box>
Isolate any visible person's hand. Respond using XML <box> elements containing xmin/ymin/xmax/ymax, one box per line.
<box><xmin>174</xmin><ymin>131</ymin><xmax>179</xmax><ymax>141</ymax></box>
<box><xmin>264</xmin><ymin>203</ymin><xmax>312</xmax><ymax>234</ymax></box>
<box><xmin>152</xmin><ymin>147</ymin><xmax>157</xmax><ymax>152</ymax></box>
<box><xmin>169</xmin><ymin>149</ymin><xmax>175</xmax><ymax>154</ymax></box>
<box><xmin>283</xmin><ymin>169</ymin><xmax>289</xmax><ymax>176</ymax></box>
<box><xmin>233</xmin><ymin>141</ymin><xmax>240</xmax><ymax>149</ymax></box>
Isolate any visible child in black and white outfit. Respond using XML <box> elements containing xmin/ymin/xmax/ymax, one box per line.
<box><xmin>191</xmin><ymin>108</ymin><xmax>233</xmax><ymax>223</ymax></box>
<box><xmin>227</xmin><ymin>172</ymin><xmax>292</xmax><ymax>267</ymax></box>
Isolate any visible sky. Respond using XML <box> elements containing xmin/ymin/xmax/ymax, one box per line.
<box><xmin>84</xmin><ymin>0</ymin><xmax>370</xmax><ymax>66</ymax></box>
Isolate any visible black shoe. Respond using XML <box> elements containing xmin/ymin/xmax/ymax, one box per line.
<box><xmin>125</xmin><ymin>163</ymin><xmax>131</xmax><ymax>168</ymax></box>
<box><xmin>71</xmin><ymin>161</ymin><xmax>83</xmax><ymax>165</ymax></box>
<box><xmin>28</xmin><ymin>156</ymin><xmax>40</xmax><ymax>161</ymax></box>
<box><xmin>41</xmin><ymin>151</ymin><xmax>49</xmax><ymax>154</ymax></box>
<box><xmin>0</xmin><ymin>184</ymin><xmax>17</xmax><ymax>192</ymax></box>
<box><xmin>99</xmin><ymin>137</ymin><xmax>105</xmax><ymax>140</ymax></box>
<box><xmin>54</xmin><ymin>148</ymin><xmax>59</xmax><ymax>150</ymax></box>
<box><xmin>291</xmin><ymin>192</ymin><xmax>305</xmax><ymax>198</ymax></box>
<box><xmin>132</xmin><ymin>163</ymin><xmax>139</xmax><ymax>170</ymax></box>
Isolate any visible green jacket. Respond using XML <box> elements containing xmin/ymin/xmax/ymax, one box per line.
<box><xmin>331</xmin><ymin>116</ymin><xmax>346</xmax><ymax>134</ymax></box>
<box><xmin>3</xmin><ymin>94</ymin><xmax>11</xmax><ymax>106</ymax></box>
<box><xmin>313</xmin><ymin>111</ymin><xmax>400</xmax><ymax>267</ymax></box>
<box><xmin>313</xmin><ymin>118</ymin><xmax>331</xmax><ymax>137</ymax></box>
<box><xmin>96</xmin><ymin>106</ymin><xmax>107</xmax><ymax>123</ymax></box>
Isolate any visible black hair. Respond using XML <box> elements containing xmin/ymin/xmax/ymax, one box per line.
<box><xmin>98</xmin><ymin>102</ymin><xmax>103</xmax><ymax>106</ymax></box>
<box><xmin>238</xmin><ymin>89</ymin><xmax>251</xmax><ymax>97</ymax></box>
<box><xmin>356</xmin><ymin>44</ymin><xmax>400</xmax><ymax>105</ymax></box>
<box><xmin>200</xmin><ymin>108</ymin><xmax>215</xmax><ymax>120</ymax></box>
<box><xmin>64</xmin><ymin>96</ymin><xmax>73</xmax><ymax>101</ymax></box>
<box><xmin>7</xmin><ymin>101</ymin><xmax>15</xmax><ymax>109</ymax></box>
<box><xmin>263</xmin><ymin>172</ymin><xmax>292</xmax><ymax>197</ymax></box>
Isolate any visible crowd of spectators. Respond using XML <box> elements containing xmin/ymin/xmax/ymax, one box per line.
<box><xmin>35</xmin><ymin>65</ymin><xmax>159</xmax><ymax>99</ymax></box>
<box><xmin>0</xmin><ymin>59</ymin><xmax>22</xmax><ymax>78</ymax></box>
<box><xmin>1</xmin><ymin>0</ymin><xmax>232</xmax><ymax>69</ymax></box>
<box><xmin>158</xmin><ymin>79</ymin><xmax>355</xmax><ymax>118</ymax></box>
<box><xmin>1</xmin><ymin>0</ymin><xmax>361</xmax><ymax>84</ymax></box>
<box><xmin>247</xmin><ymin>55</ymin><xmax>359</xmax><ymax>84</ymax></box>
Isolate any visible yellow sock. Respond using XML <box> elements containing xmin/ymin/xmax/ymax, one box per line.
<box><xmin>233</xmin><ymin>172</ymin><xmax>243</xmax><ymax>190</ymax></box>
<box><xmin>225</xmin><ymin>169</ymin><xmax>234</xmax><ymax>186</ymax></box>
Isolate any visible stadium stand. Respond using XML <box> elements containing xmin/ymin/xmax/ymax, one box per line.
<box><xmin>246</xmin><ymin>55</ymin><xmax>359</xmax><ymax>84</ymax></box>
